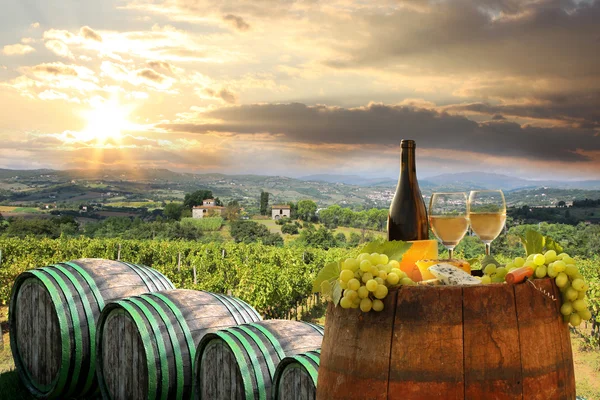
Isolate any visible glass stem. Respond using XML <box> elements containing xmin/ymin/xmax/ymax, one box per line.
<box><xmin>447</xmin><ymin>246</ymin><xmax>455</xmax><ymax>260</ymax></box>
<box><xmin>485</xmin><ymin>242</ymin><xmax>491</xmax><ymax>256</ymax></box>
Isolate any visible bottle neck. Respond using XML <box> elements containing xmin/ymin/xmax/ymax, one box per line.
<box><xmin>400</xmin><ymin>146</ymin><xmax>417</xmax><ymax>181</ymax></box>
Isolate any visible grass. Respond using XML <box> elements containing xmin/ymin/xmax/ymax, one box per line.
<box><xmin>0</xmin><ymin>206</ymin><xmax>17</xmax><ymax>212</ymax></box>
<box><xmin>253</xmin><ymin>218</ymin><xmax>386</xmax><ymax>243</ymax></box>
<box><xmin>0</xmin><ymin>306</ymin><xmax>35</xmax><ymax>399</ymax></box>
<box><xmin>181</xmin><ymin>217</ymin><xmax>224</xmax><ymax>231</ymax></box>
<box><xmin>571</xmin><ymin>333</ymin><xmax>600</xmax><ymax>400</ymax></box>
<box><xmin>11</xmin><ymin>208</ymin><xmax>42</xmax><ymax>214</ymax></box>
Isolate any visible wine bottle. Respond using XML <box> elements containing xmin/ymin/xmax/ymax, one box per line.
<box><xmin>387</xmin><ymin>139</ymin><xmax>429</xmax><ymax>241</ymax></box>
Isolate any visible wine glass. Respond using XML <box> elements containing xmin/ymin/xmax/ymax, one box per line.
<box><xmin>468</xmin><ymin>190</ymin><xmax>506</xmax><ymax>256</ymax></box>
<box><xmin>429</xmin><ymin>192</ymin><xmax>469</xmax><ymax>260</ymax></box>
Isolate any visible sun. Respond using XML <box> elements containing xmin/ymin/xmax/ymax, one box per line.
<box><xmin>79</xmin><ymin>99</ymin><xmax>133</xmax><ymax>144</ymax></box>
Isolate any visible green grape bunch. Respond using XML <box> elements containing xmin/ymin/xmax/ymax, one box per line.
<box><xmin>480</xmin><ymin>250</ymin><xmax>592</xmax><ymax>328</ymax></box>
<box><xmin>337</xmin><ymin>252</ymin><xmax>415</xmax><ymax>312</ymax></box>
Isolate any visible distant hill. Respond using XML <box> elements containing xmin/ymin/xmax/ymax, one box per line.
<box><xmin>1</xmin><ymin>168</ymin><xmax>599</xmax><ymax>208</ymax></box>
<box><xmin>300</xmin><ymin>171</ymin><xmax>600</xmax><ymax>191</ymax></box>
<box><xmin>423</xmin><ymin>172</ymin><xmax>600</xmax><ymax>191</ymax></box>
<box><xmin>299</xmin><ymin>174</ymin><xmax>396</xmax><ymax>187</ymax></box>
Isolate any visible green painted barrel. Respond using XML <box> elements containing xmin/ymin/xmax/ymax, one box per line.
<box><xmin>96</xmin><ymin>289</ymin><xmax>262</xmax><ymax>400</ymax></box>
<box><xmin>273</xmin><ymin>350</ymin><xmax>320</xmax><ymax>400</ymax></box>
<box><xmin>9</xmin><ymin>258</ymin><xmax>174</xmax><ymax>399</ymax></box>
<box><xmin>195</xmin><ymin>320</ymin><xmax>324</xmax><ymax>400</ymax></box>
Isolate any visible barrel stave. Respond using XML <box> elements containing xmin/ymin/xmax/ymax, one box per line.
<box><xmin>390</xmin><ymin>286</ymin><xmax>463</xmax><ymax>399</ymax></box>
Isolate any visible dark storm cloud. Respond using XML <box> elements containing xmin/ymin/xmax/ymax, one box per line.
<box><xmin>222</xmin><ymin>14</ymin><xmax>250</xmax><ymax>31</ymax></box>
<box><xmin>80</xmin><ymin>26</ymin><xmax>102</xmax><ymax>42</ymax></box>
<box><xmin>161</xmin><ymin>102</ymin><xmax>600</xmax><ymax>162</ymax></box>
<box><xmin>445</xmin><ymin>92</ymin><xmax>600</xmax><ymax>126</ymax></box>
<box><xmin>325</xmin><ymin>0</ymin><xmax>600</xmax><ymax>78</ymax></box>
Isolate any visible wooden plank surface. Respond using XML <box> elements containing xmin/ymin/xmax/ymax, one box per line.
<box><xmin>463</xmin><ymin>284</ymin><xmax>523</xmax><ymax>399</ymax></box>
<box><xmin>317</xmin><ymin>292</ymin><xmax>396</xmax><ymax>400</ymax></box>
<box><xmin>389</xmin><ymin>285</ymin><xmax>464</xmax><ymax>400</ymax></box>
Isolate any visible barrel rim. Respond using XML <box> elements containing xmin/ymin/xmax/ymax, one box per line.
<box><xmin>272</xmin><ymin>349</ymin><xmax>321</xmax><ymax>399</ymax></box>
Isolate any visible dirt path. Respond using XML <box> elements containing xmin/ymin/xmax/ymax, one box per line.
<box><xmin>571</xmin><ymin>333</ymin><xmax>600</xmax><ymax>400</ymax></box>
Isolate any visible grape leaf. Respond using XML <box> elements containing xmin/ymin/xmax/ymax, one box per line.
<box><xmin>359</xmin><ymin>239</ymin><xmax>412</xmax><ymax>261</ymax></box>
<box><xmin>519</xmin><ymin>229</ymin><xmax>545</xmax><ymax>256</ymax></box>
<box><xmin>312</xmin><ymin>261</ymin><xmax>341</xmax><ymax>293</ymax></box>
<box><xmin>466</xmin><ymin>257</ymin><xmax>480</xmax><ymax>267</ymax></box>
<box><xmin>545</xmin><ymin>237</ymin><xmax>564</xmax><ymax>254</ymax></box>
<box><xmin>332</xmin><ymin>281</ymin><xmax>342</xmax><ymax>306</ymax></box>
<box><xmin>519</xmin><ymin>229</ymin><xmax>565</xmax><ymax>256</ymax></box>
<box><xmin>481</xmin><ymin>254</ymin><xmax>502</xmax><ymax>267</ymax></box>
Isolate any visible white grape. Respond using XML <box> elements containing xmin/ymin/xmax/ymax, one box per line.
<box><xmin>360</xmin><ymin>298</ymin><xmax>372</xmax><ymax>312</ymax></box>
<box><xmin>348</xmin><ymin>278</ymin><xmax>361</xmax><ymax>291</ymax></box>
<box><xmin>372</xmin><ymin>299</ymin><xmax>384</xmax><ymax>312</ymax></box>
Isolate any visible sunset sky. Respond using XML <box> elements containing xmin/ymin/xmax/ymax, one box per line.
<box><xmin>1</xmin><ymin>0</ymin><xmax>599</xmax><ymax>180</ymax></box>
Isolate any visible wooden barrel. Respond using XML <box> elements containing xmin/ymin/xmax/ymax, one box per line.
<box><xmin>96</xmin><ymin>289</ymin><xmax>262</xmax><ymax>400</ymax></box>
<box><xmin>195</xmin><ymin>319</ymin><xmax>324</xmax><ymax>400</ymax></box>
<box><xmin>9</xmin><ymin>258</ymin><xmax>174</xmax><ymax>399</ymax></box>
<box><xmin>273</xmin><ymin>349</ymin><xmax>320</xmax><ymax>400</ymax></box>
<box><xmin>317</xmin><ymin>278</ymin><xmax>576</xmax><ymax>399</ymax></box>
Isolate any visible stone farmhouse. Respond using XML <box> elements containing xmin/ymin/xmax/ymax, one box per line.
<box><xmin>271</xmin><ymin>204</ymin><xmax>291</xmax><ymax>220</ymax></box>
<box><xmin>192</xmin><ymin>199</ymin><xmax>224</xmax><ymax>218</ymax></box>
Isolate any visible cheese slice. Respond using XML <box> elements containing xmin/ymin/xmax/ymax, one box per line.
<box><xmin>428</xmin><ymin>263</ymin><xmax>481</xmax><ymax>286</ymax></box>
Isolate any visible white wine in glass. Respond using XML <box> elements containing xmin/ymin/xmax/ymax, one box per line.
<box><xmin>468</xmin><ymin>190</ymin><xmax>507</xmax><ymax>255</ymax></box>
<box><xmin>429</xmin><ymin>192</ymin><xmax>469</xmax><ymax>260</ymax></box>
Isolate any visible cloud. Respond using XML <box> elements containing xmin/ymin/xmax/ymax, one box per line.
<box><xmin>137</xmin><ymin>68</ymin><xmax>166</xmax><ymax>83</ymax></box>
<box><xmin>443</xmin><ymin>94</ymin><xmax>600</xmax><ymax>127</ymax></box>
<box><xmin>323</xmin><ymin>1</ymin><xmax>600</xmax><ymax>78</ymax></box>
<box><xmin>45</xmin><ymin>40</ymin><xmax>74</xmax><ymax>58</ymax></box>
<box><xmin>2</xmin><ymin>43</ymin><xmax>35</xmax><ymax>55</ymax></box>
<box><xmin>80</xmin><ymin>26</ymin><xmax>103</xmax><ymax>42</ymax></box>
<box><xmin>30</xmin><ymin>22</ymin><xmax>40</xmax><ymax>29</ymax></box>
<box><xmin>161</xmin><ymin>102</ymin><xmax>600</xmax><ymax>163</ymax></box>
<box><xmin>30</xmin><ymin>63</ymin><xmax>79</xmax><ymax>77</ymax></box>
<box><xmin>222</xmin><ymin>14</ymin><xmax>250</xmax><ymax>31</ymax></box>
<box><xmin>201</xmin><ymin>87</ymin><xmax>238</xmax><ymax>104</ymax></box>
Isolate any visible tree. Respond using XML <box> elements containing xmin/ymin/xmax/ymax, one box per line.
<box><xmin>335</xmin><ymin>232</ymin><xmax>347</xmax><ymax>244</ymax></box>
<box><xmin>183</xmin><ymin>190</ymin><xmax>214</xmax><ymax>209</ymax></box>
<box><xmin>164</xmin><ymin>203</ymin><xmax>184</xmax><ymax>220</ymax></box>
<box><xmin>260</xmin><ymin>191</ymin><xmax>269</xmax><ymax>215</ymax></box>
<box><xmin>297</xmin><ymin>200</ymin><xmax>317</xmax><ymax>222</ymax></box>
<box><xmin>230</xmin><ymin>220</ymin><xmax>283</xmax><ymax>246</ymax></box>
<box><xmin>298</xmin><ymin>225</ymin><xmax>338</xmax><ymax>249</ymax></box>
<box><xmin>558</xmin><ymin>201</ymin><xmax>566</xmax><ymax>208</ymax></box>
<box><xmin>281</xmin><ymin>223</ymin><xmax>299</xmax><ymax>235</ymax></box>
<box><xmin>224</xmin><ymin>200</ymin><xmax>241</xmax><ymax>221</ymax></box>
<box><xmin>348</xmin><ymin>232</ymin><xmax>361</xmax><ymax>246</ymax></box>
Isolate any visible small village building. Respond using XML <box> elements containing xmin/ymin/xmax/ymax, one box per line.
<box><xmin>192</xmin><ymin>203</ymin><xmax>224</xmax><ymax>218</ymax></box>
<box><xmin>271</xmin><ymin>204</ymin><xmax>291</xmax><ymax>220</ymax></box>
<box><xmin>203</xmin><ymin>199</ymin><xmax>217</xmax><ymax>206</ymax></box>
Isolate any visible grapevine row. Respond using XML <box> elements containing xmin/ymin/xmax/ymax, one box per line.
<box><xmin>0</xmin><ymin>237</ymin><xmax>348</xmax><ymax>318</ymax></box>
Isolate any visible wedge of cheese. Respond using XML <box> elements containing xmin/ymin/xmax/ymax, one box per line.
<box><xmin>416</xmin><ymin>258</ymin><xmax>470</xmax><ymax>280</ymax></box>
<box><xmin>428</xmin><ymin>263</ymin><xmax>481</xmax><ymax>286</ymax></box>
